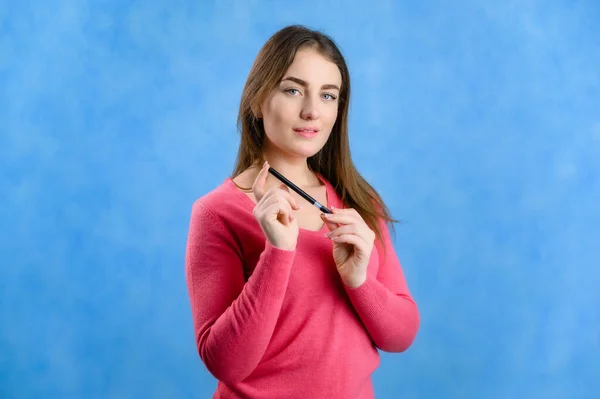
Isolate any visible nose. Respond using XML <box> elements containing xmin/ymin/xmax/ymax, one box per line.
<box><xmin>300</xmin><ymin>96</ymin><xmax>320</xmax><ymax>120</ymax></box>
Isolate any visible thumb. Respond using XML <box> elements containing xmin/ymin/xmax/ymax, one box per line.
<box><xmin>252</xmin><ymin>162</ymin><xmax>269</xmax><ymax>203</ymax></box>
<box><xmin>320</xmin><ymin>213</ymin><xmax>338</xmax><ymax>231</ymax></box>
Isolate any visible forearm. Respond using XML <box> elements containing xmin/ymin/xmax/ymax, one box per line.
<box><xmin>190</xmin><ymin>242</ymin><xmax>296</xmax><ymax>383</ymax></box>
<box><xmin>344</xmin><ymin>274</ymin><xmax>420</xmax><ymax>352</ymax></box>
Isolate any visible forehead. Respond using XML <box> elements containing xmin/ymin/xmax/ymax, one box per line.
<box><xmin>283</xmin><ymin>48</ymin><xmax>342</xmax><ymax>86</ymax></box>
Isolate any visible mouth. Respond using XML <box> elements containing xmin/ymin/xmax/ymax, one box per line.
<box><xmin>293</xmin><ymin>128</ymin><xmax>319</xmax><ymax>138</ymax></box>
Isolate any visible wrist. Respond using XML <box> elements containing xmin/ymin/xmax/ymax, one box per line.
<box><xmin>268</xmin><ymin>240</ymin><xmax>296</xmax><ymax>252</ymax></box>
<box><xmin>342</xmin><ymin>274</ymin><xmax>367</xmax><ymax>288</ymax></box>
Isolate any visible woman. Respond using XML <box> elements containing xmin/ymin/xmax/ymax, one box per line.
<box><xmin>185</xmin><ymin>24</ymin><xmax>419</xmax><ymax>398</ymax></box>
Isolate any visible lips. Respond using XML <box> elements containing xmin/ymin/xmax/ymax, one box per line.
<box><xmin>293</xmin><ymin>128</ymin><xmax>319</xmax><ymax>138</ymax></box>
<box><xmin>293</xmin><ymin>127</ymin><xmax>319</xmax><ymax>133</ymax></box>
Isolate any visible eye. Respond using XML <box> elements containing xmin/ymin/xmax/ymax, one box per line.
<box><xmin>322</xmin><ymin>93</ymin><xmax>337</xmax><ymax>101</ymax></box>
<box><xmin>285</xmin><ymin>88</ymin><xmax>300</xmax><ymax>95</ymax></box>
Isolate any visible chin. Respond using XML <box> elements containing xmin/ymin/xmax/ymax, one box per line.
<box><xmin>288</xmin><ymin>144</ymin><xmax>323</xmax><ymax>159</ymax></box>
<box><xmin>268</xmin><ymin>135</ymin><xmax>326</xmax><ymax>159</ymax></box>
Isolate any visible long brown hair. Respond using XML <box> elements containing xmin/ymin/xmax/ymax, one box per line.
<box><xmin>231</xmin><ymin>24</ymin><xmax>400</xmax><ymax>253</ymax></box>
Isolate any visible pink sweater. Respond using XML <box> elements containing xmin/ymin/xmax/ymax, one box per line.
<box><xmin>185</xmin><ymin>174</ymin><xmax>420</xmax><ymax>398</ymax></box>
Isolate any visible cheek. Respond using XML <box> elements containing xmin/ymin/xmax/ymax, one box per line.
<box><xmin>262</xmin><ymin>104</ymin><xmax>295</xmax><ymax>144</ymax></box>
<box><xmin>324</xmin><ymin>106</ymin><xmax>339</xmax><ymax>127</ymax></box>
<box><xmin>265</xmin><ymin>99</ymin><xmax>294</xmax><ymax>126</ymax></box>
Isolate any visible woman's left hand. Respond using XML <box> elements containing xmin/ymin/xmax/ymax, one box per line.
<box><xmin>321</xmin><ymin>207</ymin><xmax>376</xmax><ymax>288</ymax></box>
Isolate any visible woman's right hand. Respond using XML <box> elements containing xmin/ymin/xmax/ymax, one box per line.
<box><xmin>252</xmin><ymin>161</ymin><xmax>301</xmax><ymax>251</ymax></box>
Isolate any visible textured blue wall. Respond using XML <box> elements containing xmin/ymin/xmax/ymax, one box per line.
<box><xmin>1</xmin><ymin>1</ymin><xmax>598</xmax><ymax>398</ymax></box>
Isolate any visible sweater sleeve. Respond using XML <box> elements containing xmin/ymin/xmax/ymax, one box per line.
<box><xmin>343</xmin><ymin>217</ymin><xmax>420</xmax><ymax>352</ymax></box>
<box><xmin>185</xmin><ymin>200</ymin><xmax>296</xmax><ymax>384</ymax></box>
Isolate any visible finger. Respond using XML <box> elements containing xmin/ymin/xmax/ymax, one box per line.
<box><xmin>261</xmin><ymin>193</ymin><xmax>283</xmax><ymax>209</ymax></box>
<box><xmin>333</xmin><ymin>226</ymin><xmax>374</xmax><ymax>244</ymax></box>
<box><xmin>262</xmin><ymin>201</ymin><xmax>289</xmax><ymax>226</ymax></box>
<box><xmin>276</xmin><ymin>195</ymin><xmax>296</xmax><ymax>225</ymax></box>
<box><xmin>278</xmin><ymin>184</ymin><xmax>302</xmax><ymax>210</ymax></box>
<box><xmin>266</xmin><ymin>184</ymin><xmax>301</xmax><ymax>210</ymax></box>
<box><xmin>264</xmin><ymin>197</ymin><xmax>294</xmax><ymax>226</ymax></box>
<box><xmin>325</xmin><ymin>224</ymin><xmax>357</xmax><ymax>238</ymax></box>
<box><xmin>275</xmin><ymin>193</ymin><xmax>297</xmax><ymax>224</ymax></box>
<box><xmin>261</xmin><ymin>194</ymin><xmax>289</xmax><ymax>215</ymax></box>
<box><xmin>321</xmin><ymin>215</ymin><xmax>339</xmax><ymax>232</ymax></box>
<box><xmin>252</xmin><ymin>162</ymin><xmax>270</xmax><ymax>203</ymax></box>
<box><xmin>332</xmin><ymin>207</ymin><xmax>365</xmax><ymax>222</ymax></box>
<box><xmin>261</xmin><ymin>199</ymin><xmax>296</xmax><ymax>228</ymax></box>
<box><xmin>331</xmin><ymin>207</ymin><xmax>360</xmax><ymax>216</ymax></box>
<box><xmin>321</xmin><ymin>212</ymin><xmax>358</xmax><ymax>226</ymax></box>
<box><xmin>330</xmin><ymin>233</ymin><xmax>368</xmax><ymax>251</ymax></box>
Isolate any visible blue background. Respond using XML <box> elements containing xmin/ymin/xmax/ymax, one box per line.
<box><xmin>2</xmin><ymin>1</ymin><xmax>599</xmax><ymax>398</ymax></box>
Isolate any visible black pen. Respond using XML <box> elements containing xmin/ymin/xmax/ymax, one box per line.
<box><xmin>268</xmin><ymin>167</ymin><xmax>333</xmax><ymax>214</ymax></box>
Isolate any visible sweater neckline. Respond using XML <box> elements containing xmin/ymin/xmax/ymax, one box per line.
<box><xmin>225</xmin><ymin>172</ymin><xmax>332</xmax><ymax>234</ymax></box>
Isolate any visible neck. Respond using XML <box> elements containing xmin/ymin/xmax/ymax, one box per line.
<box><xmin>259</xmin><ymin>150</ymin><xmax>318</xmax><ymax>190</ymax></box>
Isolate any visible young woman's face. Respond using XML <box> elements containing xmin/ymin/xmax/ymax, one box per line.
<box><xmin>259</xmin><ymin>47</ymin><xmax>342</xmax><ymax>160</ymax></box>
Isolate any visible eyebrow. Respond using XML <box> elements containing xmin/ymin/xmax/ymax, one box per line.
<box><xmin>281</xmin><ymin>76</ymin><xmax>340</xmax><ymax>91</ymax></box>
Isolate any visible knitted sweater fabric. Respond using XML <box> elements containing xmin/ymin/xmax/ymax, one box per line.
<box><xmin>185</xmin><ymin>174</ymin><xmax>420</xmax><ymax>398</ymax></box>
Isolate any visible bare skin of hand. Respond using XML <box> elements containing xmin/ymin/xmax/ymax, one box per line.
<box><xmin>252</xmin><ymin>161</ymin><xmax>302</xmax><ymax>251</ymax></box>
<box><xmin>320</xmin><ymin>207</ymin><xmax>375</xmax><ymax>288</ymax></box>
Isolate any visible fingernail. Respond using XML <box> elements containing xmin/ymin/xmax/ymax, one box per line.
<box><xmin>322</xmin><ymin>213</ymin><xmax>329</xmax><ymax>218</ymax></box>
<box><xmin>324</xmin><ymin>232</ymin><xmax>331</xmax><ymax>237</ymax></box>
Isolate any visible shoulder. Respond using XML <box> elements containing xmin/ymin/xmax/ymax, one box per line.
<box><xmin>186</xmin><ymin>179</ymin><xmax>252</xmax><ymax>261</ymax></box>
<box><xmin>189</xmin><ymin>178</ymin><xmax>253</xmax><ymax>231</ymax></box>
